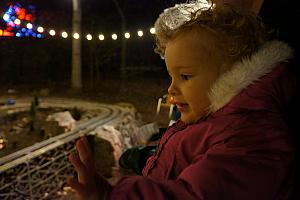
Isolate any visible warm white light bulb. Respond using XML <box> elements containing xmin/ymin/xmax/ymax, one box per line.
<box><xmin>98</xmin><ymin>34</ymin><xmax>105</xmax><ymax>40</ymax></box>
<box><xmin>150</xmin><ymin>27</ymin><xmax>156</xmax><ymax>34</ymax></box>
<box><xmin>73</xmin><ymin>33</ymin><xmax>80</xmax><ymax>39</ymax></box>
<box><xmin>37</xmin><ymin>26</ymin><xmax>44</xmax><ymax>33</ymax></box>
<box><xmin>26</xmin><ymin>23</ymin><xmax>33</xmax><ymax>29</ymax></box>
<box><xmin>49</xmin><ymin>30</ymin><xmax>56</xmax><ymax>36</ymax></box>
<box><xmin>86</xmin><ymin>34</ymin><xmax>92</xmax><ymax>40</ymax></box>
<box><xmin>112</xmin><ymin>33</ymin><xmax>117</xmax><ymax>40</ymax></box>
<box><xmin>62</xmin><ymin>32</ymin><xmax>68</xmax><ymax>38</ymax></box>
<box><xmin>124</xmin><ymin>32</ymin><xmax>130</xmax><ymax>39</ymax></box>
<box><xmin>137</xmin><ymin>30</ymin><xmax>143</xmax><ymax>37</ymax></box>
<box><xmin>14</xmin><ymin>19</ymin><xmax>21</xmax><ymax>25</ymax></box>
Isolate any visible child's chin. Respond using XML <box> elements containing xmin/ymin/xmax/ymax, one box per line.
<box><xmin>181</xmin><ymin>115</ymin><xmax>201</xmax><ymax>124</ymax></box>
<box><xmin>180</xmin><ymin>116</ymin><xmax>194</xmax><ymax>124</ymax></box>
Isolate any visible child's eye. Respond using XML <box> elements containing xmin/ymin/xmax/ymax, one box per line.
<box><xmin>180</xmin><ymin>74</ymin><xmax>191</xmax><ymax>81</ymax></box>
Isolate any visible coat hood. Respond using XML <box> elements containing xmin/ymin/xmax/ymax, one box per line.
<box><xmin>208</xmin><ymin>40</ymin><xmax>294</xmax><ymax>114</ymax></box>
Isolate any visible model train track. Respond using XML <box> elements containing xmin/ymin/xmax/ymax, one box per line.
<box><xmin>0</xmin><ymin>97</ymin><xmax>127</xmax><ymax>171</ymax></box>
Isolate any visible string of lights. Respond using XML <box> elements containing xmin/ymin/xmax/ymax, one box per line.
<box><xmin>46</xmin><ymin>27</ymin><xmax>156</xmax><ymax>41</ymax></box>
<box><xmin>0</xmin><ymin>26</ymin><xmax>157</xmax><ymax>40</ymax></box>
<box><xmin>0</xmin><ymin>3</ymin><xmax>156</xmax><ymax>40</ymax></box>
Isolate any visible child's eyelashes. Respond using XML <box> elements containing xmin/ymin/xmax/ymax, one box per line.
<box><xmin>167</xmin><ymin>73</ymin><xmax>192</xmax><ymax>81</ymax></box>
<box><xmin>180</xmin><ymin>74</ymin><xmax>191</xmax><ymax>81</ymax></box>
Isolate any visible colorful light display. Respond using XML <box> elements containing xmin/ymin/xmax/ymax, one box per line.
<box><xmin>0</xmin><ymin>3</ymin><xmax>43</xmax><ymax>38</ymax></box>
<box><xmin>0</xmin><ymin>3</ymin><xmax>157</xmax><ymax>40</ymax></box>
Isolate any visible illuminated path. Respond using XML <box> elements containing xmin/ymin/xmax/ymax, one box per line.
<box><xmin>0</xmin><ymin>97</ymin><xmax>138</xmax><ymax>199</ymax></box>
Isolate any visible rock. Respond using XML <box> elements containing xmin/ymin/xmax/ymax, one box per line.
<box><xmin>22</xmin><ymin>117</ymin><xmax>29</xmax><ymax>123</ymax></box>
<box><xmin>7</xmin><ymin>89</ymin><xmax>16</xmax><ymax>94</ymax></box>
<box><xmin>93</xmin><ymin>125</ymin><xmax>124</xmax><ymax>162</ymax></box>
<box><xmin>44</xmin><ymin>120</ymin><xmax>65</xmax><ymax>137</ymax></box>
<box><xmin>45</xmin><ymin>111</ymin><xmax>76</xmax><ymax>137</ymax></box>
<box><xmin>9</xmin><ymin>126</ymin><xmax>22</xmax><ymax>135</ymax></box>
<box><xmin>16</xmin><ymin>123</ymin><xmax>24</xmax><ymax>128</ymax></box>
<box><xmin>13</xmin><ymin>126</ymin><xmax>22</xmax><ymax>134</ymax></box>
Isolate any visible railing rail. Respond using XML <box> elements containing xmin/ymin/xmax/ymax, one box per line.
<box><xmin>0</xmin><ymin>98</ymin><xmax>132</xmax><ymax>199</ymax></box>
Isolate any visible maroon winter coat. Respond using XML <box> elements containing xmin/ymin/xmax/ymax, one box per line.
<box><xmin>107</xmin><ymin>41</ymin><xmax>296</xmax><ymax>199</ymax></box>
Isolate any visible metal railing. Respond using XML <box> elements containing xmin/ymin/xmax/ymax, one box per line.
<box><xmin>0</xmin><ymin>98</ymin><xmax>131</xmax><ymax>199</ymax></box>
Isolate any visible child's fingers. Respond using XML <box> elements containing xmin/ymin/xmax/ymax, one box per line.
<box><xmin>68</xmin><ymin>153</ymin><xmax>88</xmax><ymax>182</ymax></box>
<box><xmin>67</xmin><ymin>175</ymin><xmax>86</xmax><ymax>195</ymax></box>
<box><xmin>76</xmin><ymin>138</ymin><xmax>95</xmax><ymax>172</ymax></box>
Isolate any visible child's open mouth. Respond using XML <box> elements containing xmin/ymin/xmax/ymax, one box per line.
<box><xmin>176</xmin><ymin>103</ymin><xmax>188</xmax><ymax>112</ymax></box>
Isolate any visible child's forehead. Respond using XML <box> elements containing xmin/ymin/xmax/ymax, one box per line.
<box><xmin>165</xmin><ymin>30</ymin><xmax>220</xmax><ymax>64</ymax></box>
<box><xmin>172</xmin><ymin>28</ymin><xmax>218</xmax><ymax>49</ymax></box>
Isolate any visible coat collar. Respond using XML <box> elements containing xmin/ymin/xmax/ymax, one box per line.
<box><xmin>208</xmin><ymin>40</ymin><xmax>293</xmax><ymax>114</ymax></box>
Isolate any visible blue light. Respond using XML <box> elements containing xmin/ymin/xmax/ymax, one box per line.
<box><xmin>22</xmin><ymin>28</ymin><xmax>27</xmax><ymax>32</ymax></box>
<box><xmin>37</xmin><ymin>34</ymin><xmax>42</xmax><ymax>38</ymax></box>
<box><xmin>7</xmin><ymin>7</ymin><xmax>13</xmax><ymax>15</ymax></box>
<box><xmin>16</xmin><ymin>32</ymin><xmax>22</xmax><ymax>37</ymax></box>
<box><xmin>32</xmin><ymin>32</ymin><xmax>36</xmax><ymax>37</ymax></box>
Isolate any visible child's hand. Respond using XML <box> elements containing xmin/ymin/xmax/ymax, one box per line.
<box><xmin>67</xmin><ymin>136</ymin><xmax>111</xmax><ymax>200</ymax></box>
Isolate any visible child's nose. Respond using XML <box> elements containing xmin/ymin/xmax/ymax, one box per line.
<box><xmin>168</xmin><ymin>81</ymin><xmax>177</xmax><ymax>96</ymax></box>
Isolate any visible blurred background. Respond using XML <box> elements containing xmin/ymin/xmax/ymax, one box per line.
<box><xmin>0</xmin><ymin>0</ymin><xmax>187</xmax><ymax>123</ymax></box>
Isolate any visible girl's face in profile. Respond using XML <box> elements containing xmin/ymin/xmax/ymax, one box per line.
<box><xmin>165</xmin><ymin>30</ymin><xmax>222</xmax><ymax>124</ymax></box>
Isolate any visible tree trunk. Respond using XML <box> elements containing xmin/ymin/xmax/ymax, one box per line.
<box><xmin>112</xmin><ymin>0</ymin><xmax>127</xmax><ymax>79</ymax></box>
<box><xmin>71</xmin><ymin>0</ymin><xmax>82</xmax><ymax>91</ymax></box>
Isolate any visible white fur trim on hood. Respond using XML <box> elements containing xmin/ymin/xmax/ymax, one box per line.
<box><xmin>208</xmin><ymin>40</ymin><xmax>293</xmax><ymax>113</ymax></box>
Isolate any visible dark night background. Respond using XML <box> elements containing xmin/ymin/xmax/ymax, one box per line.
<box><xmin>0</xmin><ymin>0</ymin><xmax>298</xmax><ymax>88</ymax></box>
<box><xmin>0</xmin><ymin>0</ymin><xmax>186</xmax><ymax>87</ymax></box>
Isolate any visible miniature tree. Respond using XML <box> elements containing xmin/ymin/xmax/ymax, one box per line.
<box><xmin>29</xmin><ymin>96</ymin><xmax>40</xmax><ymax>132</ymax></box>
<box><xmin>71</xmin><ymin>106</ymin><xmax>82</xmax><ymax>120</ymax></box>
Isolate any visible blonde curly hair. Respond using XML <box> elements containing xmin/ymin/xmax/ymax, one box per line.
<box><xmin>154</xmin><ymin>2</ymin><xmax>268</xmax><ymax>64</ymax></box>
